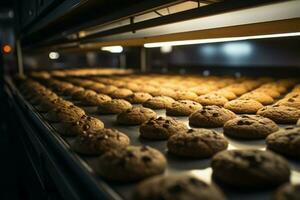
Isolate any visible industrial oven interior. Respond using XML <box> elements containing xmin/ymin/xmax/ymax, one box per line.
<box><xmin>0</xmin><ymin>0</ymin><xmax>300</xmax><ymax>200</ymax></box>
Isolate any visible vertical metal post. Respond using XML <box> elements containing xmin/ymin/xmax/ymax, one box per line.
<box><xmin>140</xmin><ymin>47</ymin><xmax>147</xmax><ymax>72</ymax></box>
<box><xmin>16</xmin><ymin>39</ymin><xmax>24</xmax><ymax>75</ymax></box>
<box><xmin>119</xmin><ymin>54</ymin><xmax>126</xmax><ymax>69</ymax></box>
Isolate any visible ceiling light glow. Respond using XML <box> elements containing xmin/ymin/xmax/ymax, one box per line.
<box><xmin>49</xmin><ymin>52</ymin><xmax>60</xmax><ymax>59</ymax></box>
<box><xmin>101</xmin><ymin>46</ymin><xmax>123</xmax><ymax>53</ymax></box>
<box><xmin>160</xmin><ymin>45</ymin><xmax>173</xmax><ymax>53</ymax></box>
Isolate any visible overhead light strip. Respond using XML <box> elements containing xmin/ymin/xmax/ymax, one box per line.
<box><xmin>144</xmin><ymin>32</ymin><xmax>300</xmax><ymax>48</ymax></box>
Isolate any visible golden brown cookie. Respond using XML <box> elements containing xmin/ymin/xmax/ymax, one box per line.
<box><xmin>95</xmin><ymin>146</ymin><xmax>167</xmax><ymax>182</ymax></box>
<box><xmin>166</xmin><ymin>100</ymin><xmax>202</xmax><ymax>116</ymax></box>
<box><xmin>167</xmin><ymin>128</ymin><xmax>228</xmax><ymax>158</ymax></box>
<box><xmin>239</xmin><ymin>92</ymin><xmax>274</xmax><ymax>105</ymax></box>
<box><xmin>117</xmin><ymin>107</ymin><xmax>157</xmax><ymax>125</ymax></box>
<box><xmin>71</xmin><ymin>128</ymin><xmax>130</xmax><ymax>155</ymax></box>
<box><xmin>224</xmin><ymin>99</ymin><xmax>263</xmax><ymax>114</ymax></box>
<box><xmin>173</xmin><ymin>90</ymin><xmax>198</xmax><ymax>101</ymax></box>
<box><xmin>133</xmin><ymin>174</ymin><xmax>226</xmax><ymax>200</ymax></box>
<box><xmin>211</xmin><ymin>149</ymin><xmax>291</xmax><ymax>188</ymax></box>
<box><xmin>257</xmin><ymin>105</ymin><xmax>300</xmax><ymax>124</ymax></box>
<box><xmin>266</xmin><ymin>127</ymin><xmax>300</xmax><ymax>159</ymax></box>
<box><xmin>44</xmin><ymin>105</ymin><xmax>85</xmax><ymax>123</ymax></box>
<box><xmin>143</xmin><ymin>96</ymin><xmax>175</xmax><ymax>109</ymax></box>
<box><xmin>125</xmin><ymin>92</ymin><xmax>153</xmax><ymax>104</ymax></box>
<box><xmin>224</xmin><ymin>115</ymin><xmax>279</xmax><ymax>139</ymax></box>
<box><xmin>139</xmin><ymin>117</ymin><xmax>188</xmax><ymax>140</ymax></box>
<box><xmin>189</xmin><ymin>105</ymin><xmax>236</xmax><ymax>127</ymax></box>
<box><xmin>196</xmin><ymin>93</ymin><xmax>228</xmax><ymax>106</ymax></box>
<box><xmin>110</xmin><ymin>88</ymin><xmax>133</xmax><ymax>99</ymax></box>
<box><xmin>98</xmin><ymin>99</ymin><xmax>132</xmax><ymax>114</ymax></box>
<box><xmin>210</xmin><ymin>89</ymin><xmax>237</xmax><ymax>100</ymax></box>
<box><xmin>55</xmin><ymin>115</ymin><xmax>104</xmax><ymax>136</ymax></box>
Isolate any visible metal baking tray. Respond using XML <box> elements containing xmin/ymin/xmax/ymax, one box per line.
<box><xmin>7</xmin><ymin>77</ymin><xmax>300</xmax><ymax>200</ymax></box>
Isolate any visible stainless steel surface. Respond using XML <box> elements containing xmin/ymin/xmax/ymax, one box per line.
<box><xmin>50</xmin><ymin>103</ymin><xmax>300</xmax><ymax>200</ymax></box>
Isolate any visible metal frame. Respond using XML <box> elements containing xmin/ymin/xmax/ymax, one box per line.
<box><xmin>22</xmin><ymin>0</ymin><xmax>282</xmax><ymax>50</ymax></box>
<box><xmin>16</xmin><ymin>39</ymin><xmax>24</xmax><ymax>75</ymax></box>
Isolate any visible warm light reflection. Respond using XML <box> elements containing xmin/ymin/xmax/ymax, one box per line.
<box><xmin>144</xmin><ymin>32</ymin><xmax>300</xmax><ymax>48</ymax></box>
<box><xmin>2</xmin><ymin>44</ymin><xmax>12</xmax><ymax>54</ymax></box>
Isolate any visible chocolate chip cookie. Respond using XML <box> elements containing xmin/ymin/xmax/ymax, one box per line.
<box><xmin>140</xmin><ymin>117</ymin><xmax>188</xmax><ymax>140</ymax></box>
<box><xmin>117</xmin><ymin>107</ymin><xmax>157</xmax><ymax>125</ymax></box>
<box><xmin>98</xmin><ymin>99</ymin><xmax>132</xmax><ymax>114</ymax></box>
<box><xmin>151</xmin><ymin>87</ymin><xmax>177</xmax><ymax>98</ymax></box>
<box><xmin>266</xmin><ymin>127</ymin><xmax>300</xmax><ymax>159</ymax></box>
<box><xmin>143</xmin><ymin>96</ymin><xmax>175</xmax><ymax>109</ymax></box>
<box><xmin>224</xmin><ymin>84</ymin><xmax>249</xmax><ymax>96</ymax></box>
<box><xmin>95</xmin><ymin>146</ymin><xmax>167</xmax><ymax>182</ymax></box>
<box><xmin>211</xmin><ymin>89</ymin><xmax>237</xmax><ymax>100</ymax></box>
<box><xmin>257</xmin><ymin>105</ymin><xmax>300</xmax><ymax>124</ymax></box>
<box><xmin>79</xmin><ymin>94</ymin><xmax>112</xmax><ymax>106</ymax></box>
<box><xmin>125</xmin><ymin>92</ymin><xmax>153</xmax><ymax>104</ymax></box>
<box><xmin>211</xmin><ymin>149</ymin><xmax>291</xmax><ymax>188</ymax></box>
<box><xmin>62</xmin><ymin>86</ymin><xmax>85</xmax><ymax>97</ymax></box>
<box><xmin>71</xmin><ymin>89</ymin><xmax>97</xmax><ymax>101</ymax></box>
<box><xmin>167</xmin><ymin>128</ymin><xmax>228</xmax><ymax>158</ymax></box>
<box><xmin>44</xmin><ymin>105</ymin><xmax>85</xmax><ymax>123</ymax></box>
<box><xmin>174</xmin><ymin>90</ymin><xmax>198</xmax><ymax>101</ymax></box>
<box><xmin>110</xmin><ymin>88</ymin><xmax>133</xmax><ymax>99</ymax></box>
<box><xmin>224</xmin><ymin>115</ymin><xmax>279</xmax><ymax>139</ymax></box>
<box><xmin>240</xmin><ymin>92</ymin><xmax>274</xmax><ymax>105</ymax></box>
<box><xmin>189</xmin><ymin>105</ymin><xmax>236</xmax><ymax>128</ymax></box>
<box><xmin>273</xmin><ymin>183</ymin><xmax>300</xmax><ymax>200</ymax></box>
<box><xmin>133</xmin><ymin>174</ymin><xmax>226</xmax><ymax>200</ymax></box>
<box><xmin>71</xmin><ymin>128</ymin><xmax>130</xmax><ymax>155</ymax></box>
<box><xmin>277</xmin><ymin>97</ymin><xmax>300</xmax><ymax>109</ymax></box>
<box><xmin>55</xmin><ymin>115</ymin><xmax>104</xmax><ymax>136</ymax></box>
<box><xmin>166</xmin><ymin>100</ymin><xmax>202</xmax><ymax>116</ymax></box>
<box><xmin>35</xmin><ymin>98</ymin><xmax>74</xmax><ymax>112</ymax></box>
<box><xmin>189</xmin><ymin>84</ymin><xmax>219</xmax><ymax>95</ymax></box>
<box><xmin>196</xmin><ymin>93</ymin><xmax>228</xmax><ymax>106</ymax></box>
<box><xmin>224</xmin><ymin>99</ymin><xmax>263</xmax><ymax>114</ymax></box>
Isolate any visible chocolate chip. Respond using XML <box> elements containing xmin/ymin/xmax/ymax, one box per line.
<box><xmin>212</xmin><ymin>113</ymin><xmax>219</xmax><ymax>117</ymax></box>
<box><xmin>141</xmin><ymin>146</ymin><xmax>149</xmax><ymax>151</ymax></box>
<box><xmin>237</xmin><ymin>120</ymin><xmax>253</xmax><ymax>126</ymax></box>
<box><xmin>163</xmin><ymin>124</ymin><xmax>169</xmax><ymax>128</ymax></box>
<box><xmin>83</xmin><ymin>124</ymin><xmax>90</xmax><ymax>130</ymax></box>
<box><xmin>187</xmin><ymin>129</ymin><xmax>194</xmax><ymax>133</ymax></box>
<box><xmin>141</xmin><ymin>155</ymin><xmax>152</xmax><ymax>163</ymax></box>
<box><xmin>288</xmin><ymin>98</ymin><xmax>295</xmax><ymax>102</ymax></box>
<box><xmin>167</xmin><ymin>184</ymin><xmax>183</xmax><ymax>194</ymax></box>
<box><xmin>147</xmin><ymin>121</ymin><xmax>154</xmax><ymax>125</ymax></box>
<box><xmin>127</xmin><ymin>151</ymin><xmax>135</xmax><ymax>158</ymax></box>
